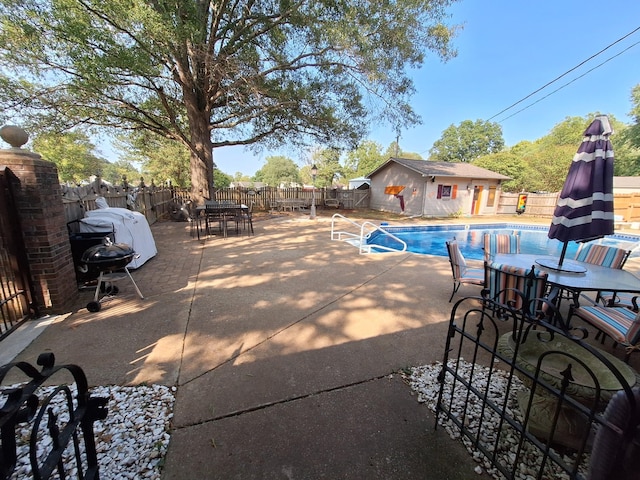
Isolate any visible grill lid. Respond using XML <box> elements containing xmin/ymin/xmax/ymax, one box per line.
<box><xmin>81</xmin><ymin>241</ymin><xmax>136</xmax><ymax>265</ymax></box>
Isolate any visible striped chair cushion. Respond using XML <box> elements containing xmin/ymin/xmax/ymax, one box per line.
<box><xmin>485</xmin><ymin>262</ymin><xmax>548</xmax><ymax>313</ymax></box>
<box><xmin>484</xmin><ymin>234</ymin><xmax>520</xmax><ymax>262</ymax></box>
<box><xmin>575</xmin><ymin>305</ymin><xmax>640</xmax><ymax>346</ymax></box>
<box><xmin>574</xmin><ymin>243</ymin><xmax>628</xmax><ymax>269</ymax></box>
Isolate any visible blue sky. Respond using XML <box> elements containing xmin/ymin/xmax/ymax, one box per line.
<box><xmin>95</xmin><ymin>1</ymin><xmax>639</xmax><ymax>177</ymax></box>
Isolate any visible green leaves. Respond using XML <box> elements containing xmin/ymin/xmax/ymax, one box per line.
<box><xmin>430</xmin><ymin>119</ymin><xmax>505</xmax><ymax>163</ymax></box>
<box><xmin>0</xmin><ymin>0</ymin><xmax>460</xmax><ymax>198</ymax></box>
<box><xmin>253</xmin><ymin>155</ymin><xmax>301</xmax><ymax>186</ymax></box>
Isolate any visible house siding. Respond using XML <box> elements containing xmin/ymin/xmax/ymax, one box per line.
<box><xmin>370</xmin><ymin>162</ymin><xmax>503</xmax><ymax>217</ymax></box>
<box><xmin>370</xmin><ymin>164</ymin><xmax>425</xmax><ymax>215</ymax></box>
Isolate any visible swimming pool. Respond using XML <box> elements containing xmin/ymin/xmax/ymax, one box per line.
<box><xmin>366</xmin><ymin>224</ymin><xmax>640</xmax><ymax>260</ymax></box>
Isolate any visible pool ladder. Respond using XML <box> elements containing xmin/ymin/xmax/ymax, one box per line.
<box><xmin>330</xmin><ymin>214</ymin><xmax>407</xmax><ymax>254</ymax></box>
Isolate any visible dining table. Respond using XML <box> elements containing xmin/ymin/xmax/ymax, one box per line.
<box><xmin>195</xmin><ymin>203</ymin><xmax>250</xmax><ymax>237</ymax></box>
<box><xmin>492</xmin><ymin>253</ymin><xmax>640</xmax><ymax>307</ymax></box>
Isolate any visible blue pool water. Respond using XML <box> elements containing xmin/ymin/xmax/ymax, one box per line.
<box><xmin>366</xmin><ymin>223</ymin><xmax>640</xmax><ymax>260</ymax></box>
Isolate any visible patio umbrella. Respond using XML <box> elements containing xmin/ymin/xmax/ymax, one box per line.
<box><xmin>546</xmin><ymin>115</ymin><xmax>615</xmax><ymax>269</ymax></box>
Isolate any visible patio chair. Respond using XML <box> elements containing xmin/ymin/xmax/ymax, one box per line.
<box><xmin>568</xmin><ymin>301</ymin><xmax>640</xmax><ymax>363</ymax></box>
<box><xmin>204</xmin><ymin>204</ymin><xmax>227</xmax><ymax>237</ymax></box>
<box><xmin>574</xmin><ymin>243</ymin><xmax>630</xmax><ymax>269</ymax></box>
<box><xmin>598</xmin><ymin>291</ymin><xmax>639</xmax><ymax>310</ymax></box>
<box><xmin>186</xmin><ymin>201</ymin><xmax>203</xmax><ymax>240</ymax></box>
<box><xmin>483</xmin><ymin>262</ymin><xmax>550</xmax><ymax>318</ymax></box>
<box><xmin>483</xmin><ymin>233</ymin><xmax>520</xmax><ymax>262</ymax></box>
<box><xmin>445</xmin><ymin>240</ymin><xmax>484</xmax><ymax>302</ymax></box>
<box><xmin>240</xmin><ymin>201</ymin><xmax>255</xmax><ymax>235</ymax></box>
<box><xmin>573</xmin><ymin>243</ymin><xmax>631</xmax><ymax>305</ymax></box>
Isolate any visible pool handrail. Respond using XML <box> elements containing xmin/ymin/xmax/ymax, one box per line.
<box><xmin>330</xmin><ymin>214</ymin><xmax>407</xmax><ymax>254</ymax></box>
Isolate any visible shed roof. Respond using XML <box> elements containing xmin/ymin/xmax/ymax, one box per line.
<box><xmin>367</xmin><ymin>158</ymin><xmax>511</xmax><ymax>180</ymax></box>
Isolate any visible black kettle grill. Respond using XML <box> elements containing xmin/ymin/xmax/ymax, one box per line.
<box><xmin>80</xmin><ymin>239</ymin><xmax>144</xmax><ymax>312</ymax></box>
<box><xmin>81</xmin><ymin>241</ymin><xmax>137</xmax><ymax>275</ymax></box>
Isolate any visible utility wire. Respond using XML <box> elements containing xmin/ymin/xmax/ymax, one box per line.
<box><xmin>487</xmin><ymin>26</ymin><xmax>640</xmax><ymax>121</ymax></box>
<box><xmin>496</xmin><ymin>39</ymin><xmax>640</xmax><ymax>123</ymax></box>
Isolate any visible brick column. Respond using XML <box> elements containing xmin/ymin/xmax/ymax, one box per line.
<box><xmin>0</xmin><ymin>126</ymin><xmax>78</xmax><ymax>313</ymax></box>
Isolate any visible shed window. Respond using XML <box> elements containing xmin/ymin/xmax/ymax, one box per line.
<box><xmin>487</xmin><ymin>186</ymin><xmax>496</xmax><ymax>207</ymax></box>
<box><xmin>437</xmin><ymin>184</ymin><xmax>454</xmax><ymax>200</ymax></box>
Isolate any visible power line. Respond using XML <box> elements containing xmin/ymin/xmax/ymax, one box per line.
<box><xmin>487</xmin><ymin>26</ymin><xmax>640</xmax><ymax>122</ymax></box>
<box><xmin>496</xmin><ymin>39</ymin><xmax>640</xmax><ymax>123</ymax></box>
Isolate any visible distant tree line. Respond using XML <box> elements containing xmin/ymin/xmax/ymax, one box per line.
<box><xmin>16</xmin><ymin>84</ymin><xmax>640</xmax><ymax>195</ymax></box>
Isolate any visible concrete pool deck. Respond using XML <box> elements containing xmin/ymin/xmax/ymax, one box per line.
<box><xmin>5</xmin><ymin>210</ymin><xmax>640</xmax><ymax>479</ymax></box>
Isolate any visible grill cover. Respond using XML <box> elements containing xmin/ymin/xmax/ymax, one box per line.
<box><xmin>81</xmin><ymin>243</ymin><xmax>136</xmax><ymax>271</ymax></box>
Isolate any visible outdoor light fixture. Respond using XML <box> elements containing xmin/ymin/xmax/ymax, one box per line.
<box><xmin>467</xmin><ymin>184</ymin><xmax>472</xmax><ymax>191</ymax></box>
<box><xmin>310</xmin><ymin>164</ymin><xmax>318</xmax><ymax>219</ymax></box>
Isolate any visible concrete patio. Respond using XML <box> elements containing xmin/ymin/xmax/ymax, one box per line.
<box><xmin>6</xmin><ymin>211</ymin><xmax>640</xmax><ymax>479</ymax></box>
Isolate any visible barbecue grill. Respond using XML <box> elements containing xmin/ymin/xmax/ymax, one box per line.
<box><xmin>67</xmin><ymin>220</ymin><xmax>115</xmax><ymax>286</ymax></box>
<box><xmin>81</xmin><ymin>239</ymin><xmax>144</xmax><ymax>312</ymax></box>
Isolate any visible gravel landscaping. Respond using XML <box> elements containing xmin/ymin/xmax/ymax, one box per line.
<box><xmin>5</xmin><ymin>384</ymin><xmax>175</xmax><ymax>480</ymax></box>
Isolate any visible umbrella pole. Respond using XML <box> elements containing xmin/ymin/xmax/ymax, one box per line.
<box><xmin>558</xmin><ymin>242</ymin><xmax>568</xmax><ymax>267</ymax></box>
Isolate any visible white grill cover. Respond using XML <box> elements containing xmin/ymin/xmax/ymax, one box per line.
<box><xmin>79</xmin><ymin>207</ymin><xmax>157</xmax><ymax>269</ymax></box>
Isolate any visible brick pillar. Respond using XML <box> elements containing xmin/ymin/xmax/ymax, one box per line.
<box><xmin>0</xmin><ymin>126</ymin><xmax>78</xmax><ymax>313</ymax></box>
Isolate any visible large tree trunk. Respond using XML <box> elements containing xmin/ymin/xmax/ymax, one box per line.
<box><xmin>188</xmin><ymin>114</ymin><xmax>215</xmax><ymax>204</ymax></box>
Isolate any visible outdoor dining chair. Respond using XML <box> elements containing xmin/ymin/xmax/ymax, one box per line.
<box><xmin>240</xmin><ymin>201</ymin><xmax>255</xmax><ymax>235</ymax></box>
<box><xmin>573</xmin><ymin>243</ymin><xmax>631</xmax><ymax>306</ymax></box>
<box><xmin>598</xmin><ymin>291</ymin><xmax>639</xmax><ymax>310</ymax></box>
<box><xmin>483</xmin><ymin>261</ymin><xmax>550</xmax><ymax>318</ymax></box>
<box><xmin>483</xmin><ymin>233</ymin><xmax>520</xmax><ymax>262</ymax></box>
<box><xmin>204</xmin><ymin>204</ymin><xmax>227</xmax><ymax>237</ymax></box>
<box><xmin>574</xmin><ymin>243</ymin><xmax>630</xmax><ymax>269</ymax></box>
<box><xmin>568</xmin><ymin>301</ymin><xmax>640</xmax><ymax>363</ymax></box>
<box><xmin>445</xmin><ymin>240</ymin><xmax>484</xmax><ymax>302</ymax></box>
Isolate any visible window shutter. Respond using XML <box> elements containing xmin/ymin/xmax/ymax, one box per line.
<box><xmin>452</xmin><ymin>185</ymin><xmax>458</xmax><ymax>199</ymax></box>
<box><xmin>437</xmin><ymin>184</ymin><xmax>442</xmax><ymax>199</ymax></box>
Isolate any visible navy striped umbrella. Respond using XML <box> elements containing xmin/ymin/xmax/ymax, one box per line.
<box><xmin>548</xmin><ymin>115</ymin><xmax>615</xmax><ymax>267</ymax></box>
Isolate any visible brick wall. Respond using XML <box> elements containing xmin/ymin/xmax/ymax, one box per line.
<box><xmin>0</xmin><ymin>148</ymin><xmax>78</xmax><ymax>313</ymax></box>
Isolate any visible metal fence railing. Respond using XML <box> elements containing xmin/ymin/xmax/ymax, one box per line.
<box><xmin>0</xmin><ymin>353</ymin><xmax>108</xmax><ymax>480</ymax></box>
<box><xmin>433</xmin><ymin>292</ymin><xmax>639</xmax><ymax>480</ymax></box>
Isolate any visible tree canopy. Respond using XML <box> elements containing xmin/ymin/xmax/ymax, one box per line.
<box><xmin>0</xmin><ymin>0</ymin><xmax>460</xmax><ymax>202</ymax></box>
<box><xmin>254</xmin><ymin>155</ymin><xmax>301</xmax><ymax>187</ymax></box>
<box><xmin>32</xmin><ymin>132</ymin><xmax>108</xmax><ymax>184</ymax></box>
<box><xmin>343</xmin><ymin>140</ymin><xmax>386</xmax><ymax>179</ymax></box>
<box><xmin>473</xmin><ymin>112</ymin><xmax>640</xmax><ymax>193</ymax></box>
<box><xmin>309</xmin><ymin>148</ymin><xmax>342</xmax><ymax>187</ymax></box>
<box><xmin>429</xmin><ymin>119</ymin><xmax>504</xmax><ymax>162</ymax></box>
<box><xmin>117</xmin><ymin>132</ymin><xmax>192</xmax><ymax>188</ymax></box>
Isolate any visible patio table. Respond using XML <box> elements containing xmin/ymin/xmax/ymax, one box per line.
<box><xmin>196</xmin><ymin>204</ymin><xmax>249</xmax><ymax>237</ymax></box>
<box><xmin>493</xmin><ymin>253</ymin><xmax>640</xmax><ymax>300</ymax></box>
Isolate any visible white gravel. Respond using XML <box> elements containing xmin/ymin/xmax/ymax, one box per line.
<box><xmin>3</xmin><ymin>384</ymin><xmax>175</xmax><ymax>480</ymax></box>
<box><xmin>404</xmin><ymin>359</ymin><xmax>590</xmax><ymax>480</ymax></box>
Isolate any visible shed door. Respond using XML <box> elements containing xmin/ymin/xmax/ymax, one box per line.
<box><xmin>471</xmin><ymin>186</ymin><xmax>483</xmax><ymax>215</ymax></box>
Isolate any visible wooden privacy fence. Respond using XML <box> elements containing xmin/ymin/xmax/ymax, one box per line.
<box><xmin>613</xmin><ymin>193</ymin><xmax>640</xmax><ymax>222</ymax></box>
<box><xmin>196</xmin><ymin>187</ymin><xmax>369</xmax><ymax>211</ymax></box>
<box><xmin>61</xmin><ymin>183</ymin><xmax>640</xmax><ymax>223</ymax></box>
<box><xmin>61</xmin><ymin>178</ymin><xmax>175</xmax><ymax>225</ymax></box>
<box><xmin>62</xmin><ymin>183</ymin><xmax>370</xmax><ymax>226</ymax></box>
<box><xmin>498</xmin><ymin>192</ymin><xmax>640</xmax><ymax>221</ymax></box>
<box><xmin>497</xmin><ymin>193</ymin><xmax>559</xmax><ymax>216</ymax></box>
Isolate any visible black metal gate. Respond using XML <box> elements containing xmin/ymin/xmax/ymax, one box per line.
<box><xmin>0</xmin><ymin>166</ymin><xmax>37</xmax><ymax>340</ymax></box>
<box><xmin>435</xmin><ymin>293</ymin><xmax>640</xmax><ymax>479</ymax></box>
<box><xmin>0</xmin><ymin>352</ymin><xmax>108</xmax><ymax>479</ymax></box>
